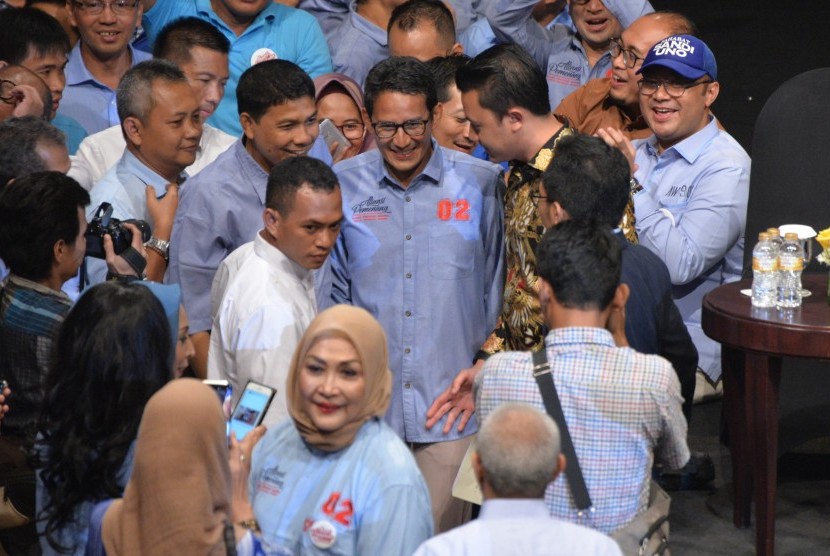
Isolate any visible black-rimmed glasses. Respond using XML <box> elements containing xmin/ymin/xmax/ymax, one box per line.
<box><xmin>73</xmin><ymin>0</ymin><xmax>139</xmax><ymax>15</ymax></box>
<box><xmin>638</xmin><ymin>78</ymin><xmax>713</xmax><ymax>98</ymax></box>
<box><xmin>609</xmin><ymin>38</ymin><xmax>644</xmax><ymax>69</ymax></box>
<box><xmin>371</xmin><ymin>119</ymin><xmax>429</xmax><ymax>139</ymax></box>
<box><xmin>334</xmin><ymin>122</ymin><xmax>365</xmax><ymax>140</ymax></box>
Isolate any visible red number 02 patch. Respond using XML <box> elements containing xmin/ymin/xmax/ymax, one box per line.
<box><xmin>322</xmin><ymin>492</ymin><xmax>354</xmax><ymax>526</ymax></box>
<box><xmin>437</xmin><ymin>199</ymin><xmax>470</xmax><ymax>221</ymax></box>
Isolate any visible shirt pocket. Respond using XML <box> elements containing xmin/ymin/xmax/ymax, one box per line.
<box><xmin>428</xmin><ymin>223</ymin><xmax>475</xmax><ymax>280</ymax></box>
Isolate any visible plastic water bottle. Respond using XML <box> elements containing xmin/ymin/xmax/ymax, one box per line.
<box><xmin>777</xmin><ymin>232</ymin><xmax>804</xmax><ymax>308</ymax></box>
<box><xmin>751</xmin><ymin>232</ymin><xmax>777</xmax><ymax>308</ymax></box>
<box><xmin>767</xmin><ymin>227</ymin><xmax>783</xmax><ymax>253</ymax></box>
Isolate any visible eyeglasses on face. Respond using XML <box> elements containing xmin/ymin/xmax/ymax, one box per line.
<box><xmin>334</xmin><ymin>122</ymin><xmax>365</xmax><ymax>140</ymax></box>
<box><xmin>73</xmin><ymin>0</ymin><xmax>139</xmax><ymax>15</ymax></box>
<box><xmin>609</xmin><ymin>38</ymin><xmax>644</xmax><ymax>69</ymax></box>
<box><xmin>638</xmin><ymin>78</ymin><xmax>713</xmax><ymax>98</ymax></box>
<box><xmin>371</xmin><ymin>119</ymin><xmax>429</xmax><ymax>139</ymax></box>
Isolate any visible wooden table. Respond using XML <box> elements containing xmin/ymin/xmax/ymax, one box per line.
<box><xmin>702</xmin><ymin>273</ymin><xmax>830</xmax><ymax>555</ymax></box>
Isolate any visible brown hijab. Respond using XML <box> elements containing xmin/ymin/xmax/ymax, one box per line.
<box><xmin>287</xmin><ymin>305</ymin><xmax>392</xmax><ymax>452</ymax></box>
<box><xmin>313</xmin><ymin>72</ymin><xmax>376</xmax><ymax>154</ymax></box>
<box><xmin>102</xmin><ymin>379</ymin><xmax>230</xmax><ymax>555</ymax></box>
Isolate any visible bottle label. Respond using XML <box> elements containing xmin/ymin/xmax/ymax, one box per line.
<box><xmin>752</xmin><ymin>257</ymin><xmax>778</xmax><ymax>272</ymax></box>
<box><xmin>779</xmin><ymin>257</ymin><xmax>803</xmax><ymax>271</ymax></box>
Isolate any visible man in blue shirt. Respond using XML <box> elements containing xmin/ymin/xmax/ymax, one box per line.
<box><xmin>598</xmin><ymin>35</ymin><xmax>750</xmax><ymax>388</ymax></box>
<box><xmin>139</xmin><ymin>0</ymin><xmax>331</xmax><ymax>136</ymax></box>
<box><xmin>387</xmin><ymin>0</ymin><xmax>462</xmax><ymax>61</ymax></box>
<box><xmin>329</xmin><ymin>56</ymin><xmax>504</xmax><ymax>532</ymax></box>
<box><xmin>487</xmin><ymin>0</ymin><xmax>653</xmax><ymax>109</ymax></box>
<box><xmin>0</xmin><ymin>7</ymin><xmax>87</xmax><ymax>152</ymax></box>
<box><xmin>60</xmin><ymin>0</ymin><xmax>151</xmax><ymax>135</ymax></box>
<box><xmin>168</xmin><ymin>60</ymin><xmax>329</xmax><ymax>378</ymax></box>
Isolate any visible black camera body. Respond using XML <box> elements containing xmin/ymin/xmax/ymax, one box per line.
<box><xmin>85</xmin><ymin>202</ymin><xmax>151</xmax><ymax>259</ymax></box>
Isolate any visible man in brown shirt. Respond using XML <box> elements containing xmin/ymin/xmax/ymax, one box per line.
<box><xmin>555</xmin><ymin>11</ymin><xmax>695</xmax><ymax>138</ymax></box>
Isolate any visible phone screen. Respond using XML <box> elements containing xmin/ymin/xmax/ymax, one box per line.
<box><xmin>229</xmin><ymin>382</ymin><xmax>275</xmax><ymax>441</ymax></box>
<box><xmin>203</xmin><ymin>380</ymin><xmax>233</xmax><ymax>420</ymax></box>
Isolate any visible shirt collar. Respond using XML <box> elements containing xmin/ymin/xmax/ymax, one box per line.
<box><xmin>8</xmin><ymin>274</ymin><xmax>72</xmax><ymax>304</ymax></box>
<box><xmin>195</xmin><ymin>0</ymin><xmax>277</xmax><ymax>36</ymax></box>
<box><xmin>479</xmin><ymin>499</ymin><xmax>551</xmax><ymax>521</ymax></box>
<box><xmin>545</xmin><ymin>326</ymin><xmax>617</xmax><ymax>349</ymax></box>
<box><xmin>525</xmin><ymin>122</ymin><xmax>570</xmax><ymax>173</ymax></box>
<box><xmin>375</xmin><ymin>138</ymin><xmax>442</xmax><ymax>189</ymax></box>
<box><xmin>117</xmin><ymin>149</ymin><xmax>185</xmax><ymax>197</ymax></box>
<box><xmin>252</xmin><ymin>230</ymin><xmax>315</xmax><ymax>287</ymax></box>
<box><xmin>234</xmin><ymin>139</ymin><xmax>270</xmax><ymax>206</ymax></box>
<box><xmin>65</xmin><ymin>42</ymin><xmax>141</xmax><ymax>89</ymax></box>
<box><xmin>348</xmin><ymin>0</ymin><xmax>388</xmax><ymax>46</ymax></box>
<box><xmin>645</xmin><ymin>116</ymin><xmax>719</xmax><ymax>164</ymax></box>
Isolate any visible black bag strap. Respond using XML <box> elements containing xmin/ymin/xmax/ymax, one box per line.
<box><xmin>532</xmin><ymin>348</ymin><xmax>593</xmax><ymax>513</ymax></box>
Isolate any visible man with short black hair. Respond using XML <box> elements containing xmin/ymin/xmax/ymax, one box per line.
<box><xmin>139</xmin><ymin>0</ymin><xmax>331</xmax><ymax>135</ymax></box>
<box><xmin>413</xmin><ymin>403</ymin><xmax>622</xmax><ymax>556</ymax></box>
<box><xmin>425</xmin><ymin>55</ymin><xmax>479</xmax><ymax>157</ymax></box>
<box><xmin>87</xmin><ymin>59</ymin><xmax>201</xmax><ymax>283</ymax></box>
<box><xmin>0</xmin><ymin>116</ymin><xmax>69</xmax><ymax>187</ymax></box>
<box><xmin>209</xmin><ymin>156</ymin><xmax>342</xmax><ymax>426</ymax></box>
<box><xmin>476</xmin><ymin>220</ymin><xmax>689</xmax><ymax>533</ymax></box>
<box><xmin>387</xmin><ymin>0</ymin><xmax>462</xmax><ymax>61</ymax></box>
<box><xmin>71</xmin><ymin>16</ymin><xmax>235</xmax><ymax>189</ymax></box>
<box><xmin>330</xmin><ymin>56</ymin><xmax>504</xmax><ymax>532</ymax></box>
<box><xmin>169</xmin><ymin>60</ymin><xmax>326</xmax><ymax>377</ymax></box>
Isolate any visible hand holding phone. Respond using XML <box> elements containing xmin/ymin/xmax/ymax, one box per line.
<box><xmin>319</xmin><ymin>119</ymin><xmax>352</xmax><ymax>160</ymax></box>
<box><xmin>229</xmin><ymin>381</ymin><xmax>276</xmax><ymax>441</ymax></box>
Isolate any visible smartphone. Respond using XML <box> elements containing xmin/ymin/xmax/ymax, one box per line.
<box><xmin>229</xmin><ymin>381</ymin><xmax>276</xmax><ymax>441</ymax></box>
<box><xmin>319</xmin><ymin>118</ymin><xmax>351</xmax><ymax>159</ymax></box>
<box><xmin>203</xmin><ymin>379</ymin><xmax>233</xmax><ymax>420</ymax></box>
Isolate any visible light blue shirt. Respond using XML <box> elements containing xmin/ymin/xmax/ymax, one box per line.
<box><xmin>487</xmin><ymin>0</ymin><xmax>652</xmax><ymax>109</ymax></box>
<box><xmin>327</xmin><ymin>1</ymin><xmax>388</xmax><ymax>87</ymax></box>
<box><xmin>633</xmin><ymin>118</ymin><xmax>750</xmax><ymax>382</ymax></box>
<box><xmin>85</xmin><ymin>149</ymin><xmax>183</xmax><ymax>284</ymax></box>
<box><xmin>51</xmin><ymin>113</ymin><xmax>88</xmax><ymax>155</ymax></box>
<box><xmin>36</xmin><ymin>443</ymin><xmax>135</xmax><ymax>556</ymax></box>
<box><xmin>460</xmin><ymin>11</ymin><xmax>575</xmax><ymax>59</ymax></box>
<box><xmin>142</xmin><ymin>0</ymin><xmax>332</xmax><ymax>136</ymax></box>
<box><xmin>249</xmin><ymin>418</ymin><xmax>433</xmax><ymax>555</ymax></box>
<box><xmin>167</xmin><ymin>136</ymin><xmax>331</xmax><ymax>334</ymax></box>
<box><xmin>58</xmin><ymin>43</ymin><xmax>151</xmax><ymax>135</ymax></box>
<box><xmin>329</xmin><ymin>144</ymin><xmax>505</xmax><ymax>442</ymax></box>
<box><xmin>413</xmin><ymin>499</ymin><xmax>623</xmax><ymax>556</ymax></box>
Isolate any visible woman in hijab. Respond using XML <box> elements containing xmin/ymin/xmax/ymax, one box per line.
<box><xmin>314</xmin><ymin>73</ymin><xmax>375</xmax><ymax>161</ymax></box>
<box><xmin>247</xmin><ymin>305</ymin><xmax>433</xmax><ymax>555</ymax></box>
<box><xmin>36</xmin><ymin>282</ymin><xmax>193</xmax><ymax>556</ymax></box>
<box><xmin>88</xmin><ymin>379</ymin><xmax>238</xmax><ymax>555</ymax></box>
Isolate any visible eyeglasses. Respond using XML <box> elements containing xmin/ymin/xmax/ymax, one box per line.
<box><xmin>0</xmin><ymin>80</ymin><xmax>16</xmax><ymax>104</ymax></box>
<box><xmin>371</xmin><ymin>119</ymin><xmax>429</xmax><ymax>139</ymax></box>
<box><xmin>73</xmin><ymin>0</ymin><xmax>139</xmax><ymax>15</ymax></box>
<box><xmin>334</xmin><ymin>122</ymin><xmax>365</xmax><ymax>140</ymax></box>
<box><xmin>638</xmin><ymin>78</ymin><xmax>713</xmax><ymax>98</ymax></box>
<box><xmin>529</xmin><ymin>192</ymin><xmax>549</xmax><ymax>202</ymax></box>
<box><xmin>609</xmin><ymin>38</ymin><xmax>644</xmax><ymax>69</ymax></box>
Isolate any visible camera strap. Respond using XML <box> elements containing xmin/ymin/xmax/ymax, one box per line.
<box><xmin>119</xmin><ymin>247</ymin><xmax>147</xmax><ymax>278</ymax></box>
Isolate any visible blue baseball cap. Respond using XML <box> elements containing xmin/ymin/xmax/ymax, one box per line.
<box><xmin>636</xmin><ymin>35</ymin><xmax>717</xmax><ymax>81</ymax></box>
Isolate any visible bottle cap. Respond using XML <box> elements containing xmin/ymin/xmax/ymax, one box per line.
<box><xmin>784</xmin><ymin>232</ymin><xmax>799</xmax><ymax>241</ymax></box>
<box><xmin>767</xmin><ymin>227</ymin><xmax>780</xmax><ymax>236</ymax></box>
<box><xmin>758</xmin><ymin>232</ymin><xmax>769</xmax><ymax>240</ymax></box>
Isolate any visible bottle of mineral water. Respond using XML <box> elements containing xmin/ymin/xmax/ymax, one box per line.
<box><xmin>751</xmin><ymin>232</ymin><xmax>777</xmax><ymax>308</ymax></box>
<box><xmin>777</xmin><ymin>232</ymin><xmax>804</xmax><ymax>308</ymax></box>
<box><xmin>767</xmin><ymin>227</ymin><xmax>783</xmax><ymax>253</ymax></box>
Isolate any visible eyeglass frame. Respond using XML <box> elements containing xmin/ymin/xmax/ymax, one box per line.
<box><xmin>72</xmin><ymin>0</ymin><xmax>140</xmax><ymax>15</ymax></box>
<box><xmin>0</xmin><ymin>80</ymin><xmax>17</xmax><ymax>104</ymax></box>
<box><xmin>609</xmin><ymin>37</ymin><xmax>644</xmax><ymax>69</ymax></box>
<box><xmin>371</xmin><ymin>119</ymin><xmax>430</xmax><ymax>139</ymax></box>
<box><xmin>332</xmin><ymin>121</ymin><xmax>366</xmax><ymax>140</ymax></box>
<box><xmin>637</xmin><ymin>78</ymin><xmax>714</xmax><ymax>99</ymax></box>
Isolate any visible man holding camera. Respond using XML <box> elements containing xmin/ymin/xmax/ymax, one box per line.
<box><xmin>87</xmin><ymin>59</ymin><xmax>202</xmax><ymax>283</ymax></box>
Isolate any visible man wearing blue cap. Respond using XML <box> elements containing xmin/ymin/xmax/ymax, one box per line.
<box><xmin>599</xmin><ymin>34</ymin><xmax>749</xmax><ymax>397</ymax></box>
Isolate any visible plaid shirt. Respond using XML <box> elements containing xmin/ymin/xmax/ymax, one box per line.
<box><xmin>0</xmin><ymin>275</ymin><xmax>71</xmax><ymax>440</ymax></box>
<box><xmin>475</xmin><ymin>327</ymin><xmax>689</xmax><ymax>534</ymax></box>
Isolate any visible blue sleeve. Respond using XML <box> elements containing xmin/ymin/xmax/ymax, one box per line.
<box><xmin>357</xmin><ymin>484</ymin><xmax>433</xmax><ymax>556</ymax></box>
<box><xmin>634</xmin><ymin>163</ymin><xmax>749</xmax><ymax>286</ymax></box>
<box><xmin>329</xmin><ymin>232</ymin><xmax>352</xmax><ymax>305</ymax></box>
<box><xmin>602</xmin><ymin>0</ymin><xmax>654</xmax><ymax>28</ymax></box>
<box><xmin>486</xmin><ymin>0</ymin><xmax>574</xmax><ymax>71</ymax></box>
<box><xmin>84</xmin><ymin>500</ymin><xmax>114</xmax><ymax>556</ymax></box>
<box><xmin>291</xmin><ymin>11</ymin><xmax>334</xmax><ymax>78</ymax></box>
<box><xmin>482</xmin><ymin>171</ymin><xmax>505</xmax><ymax>331</ymax></box>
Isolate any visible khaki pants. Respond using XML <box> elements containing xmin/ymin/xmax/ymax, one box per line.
<box><xmin>411</xmin><ymin>436</ymin><xmax>473</xmax><ymax>533</ymax></box>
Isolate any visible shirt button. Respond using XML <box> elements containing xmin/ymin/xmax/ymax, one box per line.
<box><xmin>404</xmin><ymin>348</ymin><xmax>411</xmax><ymax>354</ymax></box>
<box><xmin>404</xmin><ymin>382</ymin><xmax>411</xmax><ymax>389</ymax></box>
<box><xmin>405</xmin><ymin>234</ymin><xmax>412</xmax><ymax>240</ymax></box>
<box><xmin>405</xmin><ymin>272</ymin><xmax>412</xmax><ymax>279</ymax></box>
<box><xmin>405</xmin><ymin>310</ymin><xmax>412</xmax><ymax>317</ymax></box>
<box><xmin>405</xmin><ymin>196</ymin><xmax>412</xmax><ymax>202</ymax></box>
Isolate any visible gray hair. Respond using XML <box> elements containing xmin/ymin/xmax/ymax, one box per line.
<box><xmin>116</xmin><ymin>59</ymin><xmax>186</xmax><ymax>124</ymax></box>
<box><xmin>0</xmin><ymin>116</ymin><xmax>65</xmax><ymax>186</ymax></box>
<box><xmin>476</xmin><ymin>402</ymin><xmax>561</xmax><ymax>498</ymax></box>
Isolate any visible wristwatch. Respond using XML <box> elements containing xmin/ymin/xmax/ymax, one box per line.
<box><xmin>629</xmin><ymin>177</ymin><xmax>643</xmax><ymax>194</ymax></box>
<box><xmin>144</xmin><ymin>237</ymin><xmax>170</xmax><ymax>263</ymax></box>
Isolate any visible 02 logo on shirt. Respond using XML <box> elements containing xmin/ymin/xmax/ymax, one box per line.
<box><xmin>321</xmin><ymin>492</ymin><xmax>354</xmax><ymax>526</ymax></box>
<box><xmin>437</xmin><ymin>198</ymin><xmax>470</xmax><ymax>221</ymax></box>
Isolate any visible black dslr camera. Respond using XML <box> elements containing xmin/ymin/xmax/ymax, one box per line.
<box><xmin>85</xmin><ymin>202</ymin><xmax>151</xmax><ymax>259</ymax></box>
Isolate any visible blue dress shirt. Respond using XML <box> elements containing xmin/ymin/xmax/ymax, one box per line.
<box><xmin>327</xmin><ymin>1</ymin><xmax>388</xmax><ymax>87</ymax></box>
<box><xmin>633</xmin><ymin>117</ymin><xmax>750</xmax><ymax>382</ymax></box>
<box><xmin>329</xmin><ymin>143</ymin><xmax>505</xmax><ymax>442</ymax></box>
<box><xmin>58</xmin><ymin>43</ymin><xmax>151</xmax><ymax>135</ymax></box>
<box><xmin>142</xmin><ymin>0</ymin><xmax>332</xmax><ymax>136</ymax></box>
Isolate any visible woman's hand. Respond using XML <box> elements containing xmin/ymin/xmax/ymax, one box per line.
<box><xmin>229</xmin><ymin>427</ymin><xmax>267</xmax><ymax>541</ymax></box>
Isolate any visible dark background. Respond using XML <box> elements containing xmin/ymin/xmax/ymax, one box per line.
<box><xmin>651</xmin><ymin>0</ymin><xmax>829</xmax><ymax>152</ymax></box>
